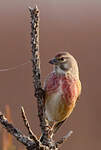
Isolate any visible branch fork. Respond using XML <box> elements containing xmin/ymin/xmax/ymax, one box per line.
<box><xmin>0</xmin><ymin>5</ymin><xmax>73</xmax><ymax>150</ymax></box>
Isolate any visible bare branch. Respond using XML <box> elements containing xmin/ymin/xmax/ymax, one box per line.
<box><xmin>0</xmin><ymin>5</ymin><xmax>73</xmax><ymax>150</ymax></box>
<box><xmin>21</xmin><ymin>106</ymin><xmax>39</xmax><ymax>144</ymax></box>
<box><xmin>56</xmin><ymin>130</ymin><xmax>73</xmax><ymax>147</ymax></box>
<box><xmin>0</xmin><ymin>112</ymin><xmax>34</xmax><ymax>147</ymax></box>
<box><xmin>29</xmin><ymin>6</ymin><xmax>51</xmax><ymax>146</ymax></box>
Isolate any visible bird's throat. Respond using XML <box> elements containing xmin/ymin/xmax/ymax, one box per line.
<box><xmin>54</xmin><ymin>66</ymin><xmax>67</xmax><ymax>75</ymax></box>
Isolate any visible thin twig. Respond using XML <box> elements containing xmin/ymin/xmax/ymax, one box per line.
<box><xmin>0</xmin><ymin>112</ymin><xmax>34</xmax><ymax>147</ymax></box>
<box><xmin>21</xmin><ymin>106</ymin><xmax>39</xmax><ymax>144</ymax></box>
<box><xmin>0</xmin><ymin>5</ymin><xmax>74</xmax><ymax>150</ymax></box>
<box><xmin>56</xmin><ymin>130</ymin><xmax>73</xmax><ymax>147</ymax></box>
<box><xmin>0</xmin><ymin>112</ymin><xmax>47</xmax><ymax>150</ymax></box>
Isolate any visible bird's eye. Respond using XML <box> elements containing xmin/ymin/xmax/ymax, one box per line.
<box><xmin>60</xmin><ymin>57</ymin><xmax>64</xmax><ymax>61</ymax></box>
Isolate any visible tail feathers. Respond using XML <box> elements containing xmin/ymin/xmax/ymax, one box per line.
<box><xmin>53</xmin><ymin>119</ymin><xmax>66</xmax><ymax>134</ymax></box>
<box><xmin>40</xmin><ymin>120</ymin><xmax>66</xmax><ymax>143</ymax></box>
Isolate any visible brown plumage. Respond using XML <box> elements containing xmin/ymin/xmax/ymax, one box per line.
<box><xmin>44</xmin><ymin>52</ymin><xmax>81</xmax><ymax>133</ymax></box>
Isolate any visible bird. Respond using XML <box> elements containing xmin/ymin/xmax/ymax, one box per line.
<box><xmin>43</xmin><ymin>52</ymin><xmax>81</xmax><ymax>133</ymax></box>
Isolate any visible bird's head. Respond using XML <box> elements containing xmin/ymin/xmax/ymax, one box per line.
<box><xmin>49</xmin><ymin>52</ymin><xmax>79</xmax><ymax>78</ymax></box>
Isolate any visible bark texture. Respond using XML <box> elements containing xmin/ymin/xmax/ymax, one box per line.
<box><xmin>0</xmin><ymin>6</ymin><xmax>72</xmax><ymax>150</ymax></box>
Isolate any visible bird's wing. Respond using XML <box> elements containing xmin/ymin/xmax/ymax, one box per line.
<box><xmin>53</xmin><ymin>90</ymin><xmax>81</xmax><ymax>134</ymax></box>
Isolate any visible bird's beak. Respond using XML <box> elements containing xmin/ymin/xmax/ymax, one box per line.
<box><xmin>49</xmin><ymin>58</ymin><xmax>58</xmax><ymax>65</ymax></box>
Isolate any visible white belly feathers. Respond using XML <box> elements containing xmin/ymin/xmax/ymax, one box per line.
<box><xmin>45</xmin><ymin>80</ymin><xmax>63</xmax><ymax>122</ymax></box>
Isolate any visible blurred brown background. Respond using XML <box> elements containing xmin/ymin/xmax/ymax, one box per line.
<box><xmin>0</xmin><ymin>0</ymin><xmax>101</xmax><ymax>149</ymax></box>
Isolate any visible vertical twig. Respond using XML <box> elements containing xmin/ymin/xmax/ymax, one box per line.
<box><xmin>0</xmin><ymin>5</ymin><xmax>73</xmax><ymax>150</ymax></box>
<box><xmin>29</xmin><ymin>6</ymin><xmax>51</xmax><ymax>147</ymax></box>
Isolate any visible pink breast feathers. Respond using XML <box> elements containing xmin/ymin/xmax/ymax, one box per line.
<box><xmin>45</xmin><ymin>73</ymin><xmax>79</xmax><ymax>103</ymax></box>
<box><xmin>44</xmin><ymin>72</ymin><xmax>79</xmax><ymax>103</ymax></box>
<box><xmin>62</xmin><ymin>76</ymin><xmax>79</xmax><ymax>103</ymax></box>
<box><xmin>44</xmin><ymin>72</ymin><xmax>60</xmax><ymax>93</ymax></box>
